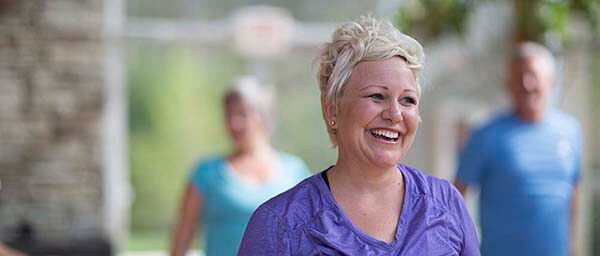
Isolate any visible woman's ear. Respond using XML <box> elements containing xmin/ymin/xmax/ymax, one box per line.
<box><xmin>321</xmin><ymin>94</ymin><xmax>338</xmax><ymax>146</ymax></box>
<box><xmin>320</xmin><ymin>94</ymin><xmax>337</xmax><ymax>124</ymax></box>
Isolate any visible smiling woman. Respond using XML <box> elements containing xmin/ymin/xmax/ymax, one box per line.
<box><xmin>333</xmin><ymin>58</ymin><xmax>420</xmax><ymax>171</ymax></box>
<box><xmin>238</xmin><ymin>16</ymin><xmax>480</xmax><ymax>255</ymax></box>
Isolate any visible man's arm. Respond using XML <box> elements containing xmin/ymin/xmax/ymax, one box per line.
<box><xmin>455</xmin><ymin>127</ymin><xmax>487</xmax><ymax>200</ymax></box>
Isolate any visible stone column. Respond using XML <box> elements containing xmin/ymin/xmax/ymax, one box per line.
<box><xmin>0</xmin><ymin>0</ymin><xmax>129</xmax><ymax>254</ymax></box>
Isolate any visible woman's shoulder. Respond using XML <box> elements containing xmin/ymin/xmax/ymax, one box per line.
<box><xmin>191</xmin><ymin>155</ymin><xmax>225</xmax><ymax>172</ymax></box>
<box><xmin>240</xmin><ymin>174</ymin><xmax>327</xmax><ymax>254</ymax></box>
<box><xmin>189</xmin><ymin>155</ymin><xmax>226</xmax><ymax>182</ymax></box>
<box><xmin>196</xmin><ymin>154</ymin><xmax>224</xmax><ymax>167</ymax></box>
<box><xmin>547</xmin><ymin>110</ymin><xmax>581</xmax><ymax>132</ymax></box>
<box><xmin>254</xmin><ymin>173</ymin><xmax>328</xmax><ymax>229</ymax></box>
<box><xmin>276</xmin><ymin>151</ymin><xmax>311</xmax><ymax>178</ymax></box>
<box><xmin>276</xmin><ymin>151</ymin><xmax>300</xmax><ymax>160</ymax></box>
<box><xmin>400</xmin><ymin>164</ymin><xmax>463</xmax><ymax>211</ymax></box>
<box><xmin>277</xmin><ymin>151</ymin><xmax>308</xmax><ymax>167</ymax></box>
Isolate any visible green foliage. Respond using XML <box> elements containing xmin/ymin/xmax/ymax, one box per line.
<box><xmin>395</xmin><ymin>0</ymin><xmax>469</xmax><ymax>41</ymax></box>
<box><xmin>128</xmin><ymin>45</ymin><xmax>243</xmax><ymax>230</ymax></box>
<box><xmin>514</xmin><ymin>0</ymin><xmax>596</xmax><ymax>42</ymax></box>
<box><xmin>127</xmin><ymin>0</ymin><xmax>183</xmax><ymax>18</ymax></box>
<box><xmin>395</xmin><ymin>0</ymin><xmax>600</xmax><ymax>43</ymax></box>
<box><xmin>271</xmin><ymin>73</ymin><xmax>337</xmax><ymax>171</ymax></box>
<box><xmin>126</xmin><ymin>229</ymin><xmax>170</xmax><ymax>251</ymax></box>
<box><xmin>539</xmin><ymin>1</ymin><xmax>571</xmax><ymax>38</ymax></box>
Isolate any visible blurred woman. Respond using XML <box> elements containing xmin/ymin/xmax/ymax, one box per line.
<box><xmin>169</xmin><ymin>77</ymin><xmax>310</xmax><ymax>256</ymax></box>
<box><xmin>239</xmin><ymin>16</ymin><xmax>480</xmax><ymax>255</ymax></box>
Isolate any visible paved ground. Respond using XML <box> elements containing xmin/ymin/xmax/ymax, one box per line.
<box><xmin>120</xmin><ymin>250</ymin><xmax>202</xmax><ymax>256</ymax></box>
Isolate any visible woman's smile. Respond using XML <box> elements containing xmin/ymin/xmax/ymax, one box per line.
<box><xmin>369</xmin><ymin>128</ymin><xmax>401</xmax><ymax>143</ymax></box>
<box><xmin>332</xmin><ymin>57</ymin><xmax>419</xmax><ymax>168</ymax></box>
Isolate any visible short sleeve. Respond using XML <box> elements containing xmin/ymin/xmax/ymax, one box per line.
<box><xmin>456</xmin><ymin>128</ymin><xmax>489</xmax><ymax>186</ymax></box>
<box><xmin>188</xmin><ymin>157</ymin><xmax>220</xmax><ymax>194</ymax></box>
<box><xmin>238</xmin><ymin>206</ymin><xmax>290</xmax><ymax>255</ymax></box>
<box><xmin>450</xmin><ymin>185</ymin><xmax>480</xmax><ymax>256</ymax></box>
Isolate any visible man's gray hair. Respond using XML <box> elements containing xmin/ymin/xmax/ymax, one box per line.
<box><xmin>512</xmin><ymin>41</ymin><xmax>556</xmax><ymax>79</ymax></box>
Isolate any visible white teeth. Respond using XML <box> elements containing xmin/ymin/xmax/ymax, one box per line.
<box><xmin>372</xmin><ymin>129</ymin><xmax>399</xmax><ymax>139</ymax></box>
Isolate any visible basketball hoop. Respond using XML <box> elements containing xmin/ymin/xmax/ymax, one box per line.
<box><xmin>232</xmin><ymin>6</ymin><xmax>294</xmax><ymax>58</ymax></box>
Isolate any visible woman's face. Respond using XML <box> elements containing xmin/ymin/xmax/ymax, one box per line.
<box><xmin>332</xmin><ymin>57</ymin><xmax>419</xmax><ymax>169</ymax></box>
<box><xmin>224</xmin><ymin>96</ymin><xmax>265</xmax><ymax>151</ymax></box>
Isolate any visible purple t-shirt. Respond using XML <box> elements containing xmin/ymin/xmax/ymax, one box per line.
<box><xmin>239</xmin><ymin>164</ymin><xmax>480</xmax><ymax>255</ymax></box>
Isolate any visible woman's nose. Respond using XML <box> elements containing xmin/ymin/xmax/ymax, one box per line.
<box><xmin>228</xmin><ymin>116</ymin><xmax>245</xmax><ymax>132</ymax></box>
<box><xmin>382</xmin><ymin>101</ymin><xmax>403</xmax><ymax>123</ymax></box>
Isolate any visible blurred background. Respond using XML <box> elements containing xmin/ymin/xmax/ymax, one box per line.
<box><xmin>0</xmin><ymin>0</ymin><xmax>598</xmax><ymax>255</ymax></box>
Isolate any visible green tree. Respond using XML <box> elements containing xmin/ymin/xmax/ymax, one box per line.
<box><xmin>396</xmin><ymin>0</ymin><xmax>600</xmax><ymax>43</ymax></box>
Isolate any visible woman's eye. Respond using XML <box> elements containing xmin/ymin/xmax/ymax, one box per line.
<box><xmin>368</xmin><ymin>94</ymin><xmax>384</xmax><ymax>101</ymax></box>
<box><xmin>400</xmin><ymin>97</ymin><xmax>417</xmax><ymax>105</ymax></box>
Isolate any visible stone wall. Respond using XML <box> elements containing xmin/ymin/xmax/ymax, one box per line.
<box><xmin>0</xmin><ymin>0</ymin><xmax>112</xmax><ymax>254</ymax></box>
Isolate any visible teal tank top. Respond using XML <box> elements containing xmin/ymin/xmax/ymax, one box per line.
<box><xmin>189</xmin><ymin>152</ymin><xmax>310</xmax><ymax>256</ymax></box>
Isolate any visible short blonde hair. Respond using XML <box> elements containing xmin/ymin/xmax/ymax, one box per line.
<box><xmin>317</xmin><ymin>15</ymin><xmax>425</xmax><ymax>106</ymax></box>
<box><xmin>316</xmin><ymin>16</ymin><xmax>425</xmax><ymax>145</ymax></box>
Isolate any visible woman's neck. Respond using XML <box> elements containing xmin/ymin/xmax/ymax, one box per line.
<box><xmin>228</xmin><ymin>140</ymin><xmax>278</xmax><ymax>184</ymax></box>
<box><xmin>230</xmin><ymin>140</ymin><xmax>277</xmax><ymax>166</ymax></box>
<box><xmin>328</xmin><ymin>157</ymin><xmax>403</xmax><ymax>194</ymax></box>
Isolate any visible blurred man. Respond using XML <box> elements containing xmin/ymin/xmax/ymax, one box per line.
<box><xmin>454</xmin><ymin>42</ymin><xmax>581</xmax><ymax>256</ymax></box>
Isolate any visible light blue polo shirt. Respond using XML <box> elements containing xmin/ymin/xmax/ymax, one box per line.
<box><xmin>456</xmin><ymin>110</ymin><xmax>581</xmax><ymax>256</ymax></box>
<box><xmin>190</xmin><ymin>152</ymin><xmax>310</xmax><ymax>256</ymax></box>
